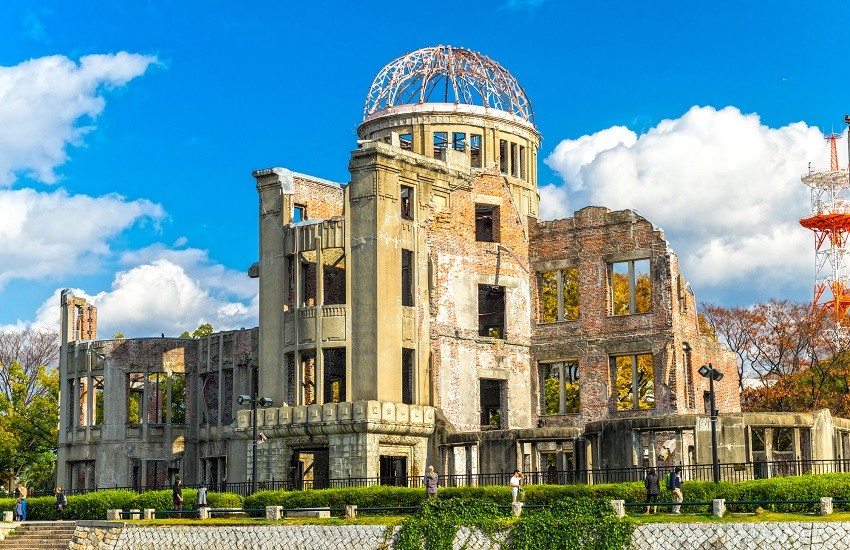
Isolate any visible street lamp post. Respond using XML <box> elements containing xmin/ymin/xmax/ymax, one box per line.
<box><xmin>237</xmin><ymin>393</ymin><xmax>273</xmax><ymax>495</ymax></box>
<box><xmin>698</xmin><ymin>364</ymin><xmax>724</xmax><ymax>483</ymax></box>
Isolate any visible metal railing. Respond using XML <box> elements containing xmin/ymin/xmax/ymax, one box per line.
<box><xmin>48</xmin><ymin>458</ymin><xmax>850</xmax><ymax>497</ymax></box>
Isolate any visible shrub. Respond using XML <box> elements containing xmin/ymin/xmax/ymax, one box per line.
<box><xmin>512</xmin><ymin>498</ymin><xmax>633</xmax><ymax>550</ymax></box>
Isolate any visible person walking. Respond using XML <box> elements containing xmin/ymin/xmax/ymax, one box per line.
<box><xmin>669</xmin><ymin>466</ymin><xmax>683</xmax><ymax>514</ymax></box>
<box><xmin>509</xmin><ymin>470</ymin><xmax>524</xmax><ymax>503</ymax></box>
<box><xmin>55</xmin><ymin>487</ymin><xmax>67</xmax><ymax>520</ymax></box>
<box><xmin>643</xmin><ymin>468</ymin><xmax>660</xmax><ymax>514</ymax></box>
<box><xmin>172</xmin><ymin>479</ymin><xmax>183</xmax><ymax>517</ymax></box>
<box><xmin>17</xmin><ymin>485</ymin><xmax>27</xmax><ymax>521</ymax></box>
<box><xmin>424</xmin><ymin>466</ymin><xmax>439</xmax><ymax>498</ymax></box>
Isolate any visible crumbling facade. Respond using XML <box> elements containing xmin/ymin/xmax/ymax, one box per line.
<box><xmin>57</xmin><ymin>46</ymin><xmax>850</xmax><ymax>491</ymax></box>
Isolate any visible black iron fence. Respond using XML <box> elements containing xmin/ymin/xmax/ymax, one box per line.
<box><xmin>45</xmin><ymin>458</ymin><xmax>850</xmax><ymax>497</ymax></box>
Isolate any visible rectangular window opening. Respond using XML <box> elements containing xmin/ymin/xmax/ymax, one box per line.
<box><xmin>201</xmin><ymin>372</ymin><xmax>220</xmax><ymax>425</ymax></box>
<box><xmin>401</xmin><ymin>249</ymin><xmax>414</xmax><ymax>307</ymax></box>
<box><xmin>147</xmin><ymin>372</ymin><xmax>165</xmax><ymax>424</ymax></box>
<box><xmin>402</xmin><ymin>348</ymin><xmax>414</xmax><ymax>405</ymax></box>
<box><xmin>170</xmin><ymin>372</ymin><xmax>187</xmax><ymax>423</ymax></box>
<box><xmin>520</xmin><ymin>145</ymin><xmax>526</xmax><ymax>180</ymax></box>
<box><xmin>452</xmin><ymin>132</ymin><xmax>466</xmax><ymax>151</ymax></box>
<box><xmin>475</xmin><ymin>204</ymin><xmax>500</xmax><ymax>243</ymax></box>
<box><xmin>400</xmin><ymin>185</ymin><xmax>414</xmax><ymax>220</ymax></box>
<box><xmin>499</xmin><ymin>139</ymin><xmax>508</xmax><ymax>174</ymax></box>
<box><xmin>221</xmin><ymin>368</ymin><xmax>234</xmax><ymax>425</ymax></box>
<box><xmin>609</xmin><ymin>258</ymin><xmax>651</xmax><ymax>315</ymax></box>
<box><xmin>539</xmin><ymin>267</ymin><xmax>579</xmax><ymax>322</ymax></box>
<box><xmin>480</xmin><ymin>379</ymin><xmax>503</xmax><ymax>428</ymax></box>
<box><xmin>612</xmin><ymin>354</ymin><xmax>655</xmax><ymax>411</ymax></box>
<box><xmin>301</xmin><ymin>350</ymin><xmax>317</xmax><ymax>405</ymax></box>
<box><xmin>379</xmin><ymin>455</ymin><xmax>408</xmax><ymax>486</ymax></box>
<box><xmin>478</xmin><ymin>284</ymin><xmax>505</xmax><ymax>338</ymax></box>
<box><xmin>93</xmin><ymin>376</ymin><xmax>104</xmax><ymax>425</ymax></box>
<box><xmin>399</xmin><ymin>133</ymin><xmax>413</xmax><ymax>151</ymax></box>
<box><xmin>127</xmin><ymin>373</ymin><xmax>144</xmax><ymax>424</ymax></box>
<box><xmin>293</xmin><ymin>204</ymin><xmax>306</xmax><ymax>224</ymax></box>
<box><xmin>470</xmin><ymin>134</ymin><xmax>482</xmax><ymax>167</ymax></box>
<box><xmin>322</xmin><ymin>348</ymin><xmax>346</xmax><ymax>404</ymax></box>
<box><xmin>510</xmin><ymin>142</ymin><xmax>518</xmax><ymax>177</ymax></box>
<box><xmin>300</xmin><ymin>252</ymin><xmax>317</xmax><ymax>307</ymax></box>
<box><xmin>322</xmin><ymin>248</ymin><xmax>346</xmax><ymax>305</ymax></box>
<box><xmin>433</xmin><ymin>131</ymin><xmax>448</xmax><ymax>158</ymax></box>
<box><xmin>541</xmin><ymin>362</ymin><xmax>580</xmax><ymax>415</ymax></box>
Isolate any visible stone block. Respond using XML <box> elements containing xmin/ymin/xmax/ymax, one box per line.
<box><xmin>610</xmin><ymin>500</ymin><xmax>625</xmax><ymax>518</ymax></box>
<box><xmin>2</xmin><ymin>511</ymin><xmax>11</xmax><ymax>522</ymax></box>
<box><xmin>396</xmin><ymin>403</ymin><xmax>409</xmax><ymax>423</ymax></box>
<box><xmin>409</xmin><ymin>405</ymin><xmax>423</xmax><ymax>425</ymax></box>
<box><xmin>511</xmin><ymin>502</ymin><xmax>523</xmax><ymax>517</ymax></box>
<box><xmin>323</xmin><ymin>402</ymin><xmax>337</xmax><ymax>422</ymax></box>
<box><xmin>713</xmin><ymin>499</ymin><xmax>726</xmax><ymax>518</ymax></box>
<box><xmin>337</xmin><ymin>401</ymin><xmax>352</xmax><ymax>420</ymax></box>
<box><xmin>262</xmin><ymin>407</ymin><xmax>278</xmax><ymax>426</ymax></box>
<box><xmin>287</xmin><ymin>509</ymin><xmax>330</xmax><ymax>518</ymax></box>
<box><xmin>307</xmin><ymin>404</ymin><xmax>323</xmax><ymax>423</ymax></box>
<box><xmin>345</xmin><ymin>505</ymin><xmax>357</xmax><ymax>519</ymax></box>
<box><xmin>199</xmin><ymin>507</ymin><xmax>210</xmax><ymax>520</ymax></box>
<box><xmin>382</xmin><ymin>402</ymin><xmax>396</xmax><ymax>422</ymax></box>
<box><xmin>106</xmin><ymin>509</ymin><xmax>121</xmax><ymax>520</ymax></box>
<box><xmin>821</xmin><ymin>497</ymin><xmax>833</xmax><ymax>515</ymax></box>
<box><xmin>236</xmin><ymin>410</ymin><xmax>250</xmax><ymax>429</ymax></box>
<box><xmin>278</xmin><ymin>406</ymin><xmax>292</xmax><ymax>425</ymax></box>
<box><xmin>266</xmin><ymin>506</ymin><xmax>282</xmax><ymax>521</ymax></box>
<box><xmin>129</xmin><ymin>509</ymin><xmax>140</xmax><ymax>520</ymax></box>
<box><xmin>143</xmin><ymin>508</ymin><xmax>155</xmax><ymax>520</ymax></box>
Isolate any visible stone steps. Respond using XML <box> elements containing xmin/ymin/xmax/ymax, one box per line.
<box><xmin>0</xmin><ymin>522</ymin><xmax>76</xmax><ymax>550</ymax></box>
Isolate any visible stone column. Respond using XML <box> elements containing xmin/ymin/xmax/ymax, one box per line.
<box><xmin>266</xmin><ymin>506</ymin><xmax>283</xmax><ymax>521</ymax></box>
<box><xmin>610</xmin><ymin>500</ymin><xmax>625</xmax><ymax>518</ymax></box>
<box><xmin>712</xmin><ymin>499</ymin><xmax>726</xmax><ymax>518</ymax></box>
<box><xmin>821</xmin><ymin>497</ymin><xmax>833</xmax><ymax>516</ymax></box>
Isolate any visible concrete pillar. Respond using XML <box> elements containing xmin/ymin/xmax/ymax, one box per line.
<box><xmin>611</xmin><ymin>500</ymin><xmax>625</xmax><ymax>518</ymax></box>
<box><xmin>143</xmin><ymin>509</ymin><xmax>155</xmax><ymax>520</ymax></box>
<box><xmin>712</xmin><ymin>499</ymin><xmax>726</xmax><ymax>518</ymax></box>
<box><xmin>129</xmin><ymin>509</ymin><xmax>140</xmax><ymax>520</ymax></box>
<box><xmin>2</xmin><ymin>511</ymin><xmax>12</xmax><ymax>522</ymax></box>
<box><xmin>821</xmin><ymin>497</ymin><xmax>833</xmax><ymax>516</ymax></box>
<box><xmin>199</xmin><ymin>507</ymin><xmax>210</xmax><ymax>520</ymax></box>
<box><xmin>106</xmin><ymin>509</ymin><xmax>121</xmax><ymax>520</ymax></box>
<box><xmin>345</xmin><ymin>505</ymin><xmax>357</xmax><ymax>519</ymax></box>
<box><xmin>266</xmin><ymin>506</ymin><xmax>282</xmax><ymax>521</ymax></box>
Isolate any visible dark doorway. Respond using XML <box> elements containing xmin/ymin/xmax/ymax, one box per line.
<box><xmin>380</xmin><ymin>455</ymin><xmax>408</xmax><ymax>486</ymax></box>
<box><xmin>480</xmin><ymin>379</ymin><xmax>503</xmax><ymax>428</ymax></box>
<box><xmin>291</xmin><ymin>448</ymin><xmax>330</xmax><ymax>490</ymax></box>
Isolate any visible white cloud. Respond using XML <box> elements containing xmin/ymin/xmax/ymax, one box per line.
<box><xmin>27</xmin><ymin>249</ymin><xmax>258</xmax><ymax>338</ymax></box>
<box><xmin>0</xmin><ymin>52</ymin><xmax>157</xmax><ymax>185</ymax></box>
<box><xmin>538</xmin><ymin>183</ymin><xmax>572</xmax><ymax>221</ymax></box>
<box><xmin>0</xmin><ymin>188</ymin><xmax>164</xmax><ymax>288</ymax></box>
<box><xmin>544</xmin><ymin>106</ymin><xmax>829</xmax><ymax>301</ymax></box>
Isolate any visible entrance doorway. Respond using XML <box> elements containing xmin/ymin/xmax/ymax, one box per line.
<box><xmin>379</xmin><ymin>455</ymin><xmax>408</xmax><ymax>486</ymax></box>
<box><xmin>290</xmin><ymin>448</ymin><xmax>330</xmax><ymax>490</ymax></box>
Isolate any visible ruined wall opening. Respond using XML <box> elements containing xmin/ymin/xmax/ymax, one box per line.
<box><xmin>293</xmin><ymin>203</ymin><xmax>307</xmax><ymax>223</ymax></box>
<box><xmin>539</xmin><ymin>267</ymin><xmax>579</xmax><ymax>322</ymax></box>
<box><xmin>93</xmin><ymin>375</ymin><xmax>104</xmax><ymax>425</ymax></box>
<box><xmin>470</xmin><ymin>134</ymin><xmax>482</xmax><ymax>167</ymax></box>
<box><xmin>323</xmin><ymin>248</ymin><xmax>346</xmax><ymax>305</ymax></box>
<box><xmin>379</xmin><ymin>455</ymin><xmax>408</xmax><ymax>486</ymax></box>
<box><xmin>475</xmin><ymin>205</ymin><xmax>500</xmax><ymax>243</ymax></box>
<box><xmin>285</xmin><ymin>352</ymin><xmax>296</xmax><ymax>406</ymax></box>
<box><xmin>221</xmin><ymin>368</ymin><xmax>234</xmax><ymax>425</ymax></box>
<box><xmin>612</xmin><ymin>354</ymin><xmax>654</xmax><ymax>411</ymax></box>
<box><xmin>540</xmin><ymin>361</ymin><xmax>580</xmax><ymax>415</ymax></box>
<box><xmin>147</xmin><ymin>373</ymin><xmax>166</xmax><ymax>424</ymax></box>
<box><xmin>201</xmin><ymin>372</ymin><xmax>220</xmax><ymax>425</ymax></box>
<box><xmin>399</xmin><ymin>133</ymin><xmax>413</xmax><ymax>151</ymax></box>
<box><xmin>401</xmin><ymin>249</ymin><xmax>414</xmax><ymax>306</ymax></box>
<box><xmin>127</xmin><ymin>372</ymin><xmax>144</xmax><ymax>424</ymax></box>
<box><xmin>609</xmin><ymin>259</ymin><xmax>651</xmax><ymax>315</ymax></box>
<box><xmin>499</xmin><ymin>139</ymin><xmax>508</xmax><ymax>174</ymax></box>
<box><xmin>480</xmin><ymin>379</ymin><xmax>503</xmax><ymax>428</ymax></box>
<box><xmin>400</xmin><ymin>185</ymin><xmax>414</xmax><ymax>220</ymax></box>
<box><xmin>402</xmin><ymin>347</ymin><xmax>414</xmax><ymax>405</ymax></box>
<box><xmin>478</xmin><ymin>284</ymin><xmax>505</xmax><ymax>338</ymax></box>
<box><xmin>291</xmin><ymin>448</ymin><xmax>329</xmax><ymax>490</ymax></box>
<box><xmin>433</xmin><ymin>131</ymin><xmax>448</xmax><ymax>158</ymax></box>
<box><xmin>170</xmin><ymin>373</ymin><xmax>187</xmax><ymax>423</ymax></box>
<box><xmin>452</xmin><ymin>132</ymin><xmax>466</xmax><ymax>151</ymax></box>
<box><xmin>300</xmin><ymin>253</ymin><xmax>317</xmax><ymax>307</ymax></box>
<box><xmin>322</xmin><ymin>348</ymin><xmax>346</xmax><ymax>403</ymax></box>
<box><xmin>301</xmin><ymin>350</ymin><xmax>317</xmax><ymax>405</ymax></box>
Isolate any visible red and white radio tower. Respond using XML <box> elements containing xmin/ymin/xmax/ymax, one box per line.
<box><xmin>800</xmin><ymin>124</ymin><xmax>850</xmax><ymax>328</ymax></box>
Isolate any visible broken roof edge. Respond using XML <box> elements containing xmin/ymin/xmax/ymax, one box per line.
<box><xmin>252</xmin><ymin>167</ymin><xmax>346</xmax><ymax>191</ymax></box>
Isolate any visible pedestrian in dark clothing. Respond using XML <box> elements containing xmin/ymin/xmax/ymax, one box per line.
<box><xmin>172</xmin><ymin>479</ymin><xmax>183</xmax><ymax>517</ymax></box>
<box><xmin>643</xmin><ymin>468</ymin><xmax>660</xmax><ymax>514</ymax></box>
<box><xmin>424</xmin><ymin>466</ymin><xmax>439</xmax><ymax>498</ymax></box>
<box><xmin>670</xmin><ymin>466</ymin><xmax>683</xmax><ymax>514</ymax></box>
<box><xmin>55</xmin><ymin>487</ymin><xmax>67</xmax><ymax>520</ymax></box>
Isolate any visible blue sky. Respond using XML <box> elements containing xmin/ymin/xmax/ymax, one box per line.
<box><xmin>1</xmin><ymin>0</ymin><xmax>848</xmax><ymax>336</ymax></box>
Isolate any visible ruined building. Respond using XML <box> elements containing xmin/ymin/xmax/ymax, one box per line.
<box><xmin>58</xmin><ymin>46</ymin><xmax>850</xmax><ymax>492</ymax></box>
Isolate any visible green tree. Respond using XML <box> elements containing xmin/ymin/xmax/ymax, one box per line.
<box><xmin>192</xmin><ymin>323</ymin><xmax>214</xmax><ymax>338</ymax></box>
<box><xmin>112</xmin><ymin>332</ymin><xmax>125</xmax><ymax>339</ymax></box>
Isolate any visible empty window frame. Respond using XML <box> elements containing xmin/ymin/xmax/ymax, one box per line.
<box><xmin>433</xmin><ymin>131</ymin><xmax>448</xmax><ymax>158</ymax></box>
<box><xmin>519</xmin><ymin>145</ymin><xmax>526</xmax><ymax>180</ymax></box>
<box><xmin>147</xmin><ymin>372</ymin><xmax>166</xmax><ymax>424</ymax></box>
<box><xmin>170</xmin><ymin>373</ymin><xmax>187</xmax><ymax>423</ymax></box>
<box><xmin>399</xmin><ymin>133</ymin><xmax>413</xmax><ymax>151</ymax></box>
<box><xmin>510</xmin><ymin>142</ymin><xmax>518</xmax><ymax>177</ymax></box>
<box><xmin>127</xmin><ymin>372</ymin><xmax>144</xmax><ymax>424</ymax></box>
<box><xmin>478</xmin><ymin>284</ymin><xmax>506</xmax><ymax>338</ymax></box>
<box><xmin>300</xmin><ymin>253</ymin><xmax>317</xmax><ymax>307</ymax></box>
<box><xmin>540</xmin><ymin>267</ymin><xmax>579</xmax><ymax>322</ymax></box>
<box><xmin>541</xmin><ymin>361</ymin><xmax>580</xmax><ymax>415</ymax></box>
<box><xmin>323</xmin><ymin>348</ymin><xmax>346</xmax><ymax>404</ymax></box>
<box><xmin>323</xmin><ymin>248</ymin><xmax>346</xmax><ymax>305</ymax></box>
<box><xmin>480</xmin><ymin>379</ymin><xmax>503</xmax><ymax>428</ymax></box>
<box><xmin>499</xmin><ymin>139</ymin><xmax>508</xmax><ymax>173</ymax></box>
<box><xmin>470</xmin><ymin>134</ymin><xmax>482</xmax><ymax>167</ymax></box>
<box><xmin>293</xmin><ymin>204</ymin><xmax>307</xmax><ymax>223</ymax></box>
<box><xmin>201</xmin><ymin>372</ymin><xmax>220</xmax><ymax>425</ymax></box>
<box><xmin>221</xmin><ymin>368</ymin><xmax>234</xmax><ymax>425</ymax></box>
<box><xmin>475</xmin><ymin>204</ymin><xmax>499</xmax><ymax>242</ymax></box>
<box><xmin>400</xmin><ymin>185</ymin><xmax>414</xmax><ymax>220</ymax></box>
<box><xmin>612</xmin><ymin>354</ymin><xmax>655</xmax><ymax>411</ymax></box>
<box><xmin>402</xmin><ymin>348</ymin><xmax>414</xmax><ymax>405</ymax></box>
<box><xmin>93</xmin><ymin>376</ymin><xmax>104</xmax><ymax>425</ymax></box>
<box><xmin>67</xmin><ymin>378</ymin><xmax>76</xmax><ymax>428</ymax></box>
<box><xmin>401</xmin><ymin>249</ymin><xmax>414</xmax><ymax>306</ymax></box>
<box><xmin>609</xmin><ymin>259</ymin><xmax>651</xmax><ymax>315</ymax></box>
<box><xmin>452</xmin><ymin>132</ymin><xmax>466</xmax><ymax>151</ymax></box>
<box><xmin>301</xmin><ymin>350</ymin><xmax>317</xmax><ymax>405</ymax></box>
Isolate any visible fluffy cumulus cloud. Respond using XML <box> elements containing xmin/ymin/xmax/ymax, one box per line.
<box><xmin>31</xmin><ymin>247</ymin><xmax>258</xmax><ymax>337</ymax></box>
<box><xmin>0</xmin><ymin>52</ymin><xmax>157</xmax><ymax>185</ymax></box>
<box><xmin>543</xmin><ymin>106</ymin><xmax>829</xmax><ymax>303</ymax></box>
<box><xmin>0</xmin><ymin>188</ymin><xmax>164</xmax><ymax>287</ymax></box>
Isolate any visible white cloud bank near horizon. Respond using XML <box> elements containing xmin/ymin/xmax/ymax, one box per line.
<box><xmin>542</xmin><ymin>106</ymin><xmax>831</xmax><ymax>302</ymax></box>
<box><xmin>0</xmin><ymin>52</ymin><xmax>258</xmax><ymax>336</ymax></box>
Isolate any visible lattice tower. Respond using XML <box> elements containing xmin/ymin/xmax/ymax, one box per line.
<box><xmin>800</xmin><ymin>132</ymin><xmax>850</xmax><ymax>330</ymax></box>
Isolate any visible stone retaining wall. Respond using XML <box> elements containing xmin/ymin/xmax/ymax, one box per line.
<box><xmin>68</xmin><ymin>522</ymin><xmax>850</xmax><ymax>549</ymax></box>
